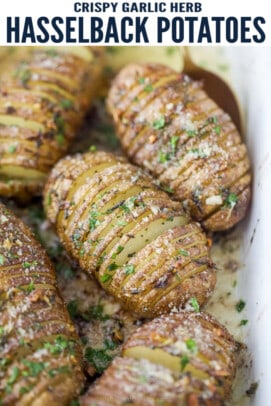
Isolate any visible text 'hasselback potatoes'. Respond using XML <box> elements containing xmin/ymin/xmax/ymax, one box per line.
<box><xmin>81</xmin><ymin>311</ymin><xmax>239</xmax><ymax>405</ymax></box>
<box><xmin>107</xmin><ymin>63</ymin><xmax>251</xmax><ymax>232</ymax></box>
<box><xmin>0</xmin><ymin>46</ymin><xmax>104</xmax><ymax>200</ymax></box>
<box><xmin>44</xmin><ymin>151</ymin><xmax>216</xmax><ymax>318</ymax></box>
<box><xmin>0</xmin><ymin>202</ymin><xmax>84</xmax><ymax>405</ymax></box>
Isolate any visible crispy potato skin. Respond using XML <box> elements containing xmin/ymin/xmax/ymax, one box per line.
<box><xmin>0</xmin><ymin>47</ymin><xmax>104</xmax><ymax>200</ymax></box>
<box><xmin>81</xmin><ymin>311</ymin><xmax>238</xmax><ymax>405</ymax></box>
<box><xmin>0</xmin><ymin>202</ymin><xmax>85</xmax><ymax>405</ymax></box>
<box><xmin>107</xmin><ymin>63</ymin><xmax>251</xmax><ymax>232</ymax></box>
<box><xmin>44</xmin><ymin>151</ymin><xmax>216</xmax><ymax>318</ymax></box>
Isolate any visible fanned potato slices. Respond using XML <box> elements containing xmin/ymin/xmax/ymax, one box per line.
<box><xmin>0</xmin><ymin>202</ymin><xmax>84</xmax><ymax>405</ymax></box>
<box><xmin>81</xmin><ymin>311</ymin><xmax>239</xmax><ymax>405</ymax></box>
<box><xmin>107</xmin><ymin>63</ymin><xmax>251</xmax><ymax>232</ymax></box>
<box><xmin>44</xmin><ymin>151</ymin><xmax>216</xmax><ymax>318</ymax></box>
<box><xmin>0</xmin><ymin>46</ymin><xmax>104</xmax><ymax>200</ymax></box>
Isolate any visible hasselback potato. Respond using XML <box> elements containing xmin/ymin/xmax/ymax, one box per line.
<box><xmin>0</xmin><ymin>46</ymin><xmax>104</xmax><ymax>200</ymax></box>
<box><xmin>44</xmin><ymin>151</ymin><xmax>215</xmax><ymax>318</ymax></box>
<box><xmin>107</xmin><ymin>63</ymin><xmax>251</xmax><ymax>232</ymax></box>
<box><xmin>81</xmin><ymin>311</ymin><xmax>239</xmax><ymax>405</ymax></box>
<box><xmin>0</xmin><ymin>202</ymin><xmax>84</xmax><ymax>405</ymax></box>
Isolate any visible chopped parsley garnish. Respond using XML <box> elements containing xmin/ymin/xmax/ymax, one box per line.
<box><xmin>60</xmin><ymin>99</ymin><xmax>73</xmax><ymax>109</ymax></box>
<box><xmin>8</xmin><ymin>145</ymin><xmax>16</xmax><ymax>154</ymax></box>
<box><xmin>185</xmin><ymin>339</ymin><xmax>198</xmax><ymax>354</ymax></box>
<box><xmin>70</xmin><ymin>400</ymin><xmax>80</xmax><ymax>406</ymax></box>
<box><xmin>178</xmin><ymin>249</ymin><xmax>189</xmax><ymax>257</ymax></box>
<box><xmin>117</xmin><ymin>220</ymin><xmax>128</xmax><ymax>227</ymax></box>
<box><xmin>46</xmin><ymin>48</ymin><xmax>58</xmax><ymax>57</ymax></box>
<box><xmin>111</xmin><ymin>245</ymin><xmax>124</xmax><ymax>259</ymax></box>
<box><xmin>19</xmin><ymin>385</ymin><xmax>33</xmax><ymax>395</ymax></box>
<box><xmin>100</xmin><ymin>273</ymin><xmax>113</xmax><ymax>283</ymax></box>
<box><xmin>23</xmin><ymin>261</ymin><xmax>38</xmax><ymax>269</ymax></box>
<box><xmin>14</xmin><ymin>65</ymin><xmax>31</xmax><ymax>86</ymax></box>
<box><xmin>186</xmin><ymin>130</ymin><xmax>197</xmax><ymax>137</ymax></box>
<box><xmin>25</xmin><ymin>280</ymin><xmax>35</xmax><ymax>294</ymax></box>
<box><xmin>97</xmin><ymin>253</ymin><xmax>106</xmax><ymax>267</ymax></box>
<box><xmin>170</xmin><ymin>135</ymin><xmax>179</xmax><ymax>154</ymax></box>
<box><xmin>124</xmin><ymin>264</ymin><xmax>135</xmax><ymax>275</ymax></box>
<box><xmin>152</xmin><ymin>115</ymin><xmax>166</xmax><ymax>130</ymax></box>
<box><xmin>166</xmin><ymin>47</ymin><xmax>176</xmax><ymax>55</ymax></box>
<box><xmin>0</xmin><ymin>326</ymin><xmax>4</xmax><ymax>336</ymax></box>
<box><xmin>144</xmin><ymin>83</ymin><xmax>153</xmax><ymax>92</ymax></box>
<box><xmin>107</xmin><ymin>262</ymin><xmax>118</xmax><ymax>272</ymax></box>
<box><xmin>225</xmin><ymin>193</ymin><xmax>238</xmax><ymax>208</ymax></box>
<box><xmin>82</xmin><ymin>304</ymin><xmax>109</xmax><ymax>322</ymax></box>
<box><xmin>190</xmin><ymin>148</ymin><xmax>207</xmax><ymax>159</ymax></box>
<box><xmin>159</xmin><ymin>151</ymin><xmax>171</xmax><ymax>163</ymax></box>
<box><xmin>236</xmin><ymin>299</ymin><xmax>246</xmax><ymax>313</ymax></box>
<box><xmin>189</xmin><ymin>297</ymin><xmax>200</xmax><ymax>312</ymax></box>
<box><xmin>48</xmin><ymin>366</ymin><xmax>70</xmax><ymax>378</ymax></box>
<box><xmin>180</xmin><ymin>354</ymin><xmax>189</xmax><ymax>371</ymax></box>
<box><xmin>119</xmin><ymin>197</ymin><xmax>137</xmax><ymax>213</ymax></box>
<box><xmin>44</xmin><ymin>336</ymin><xmax>75</xmax><ymax>355</ymax></box>
<box><xmin>0</xmin><ymin>254</ymin><xmax>4</xmax><ymax>265</ymax></box>
<box><xmin>8</xmin><ymin>366</ymin><xmax>19</xmax><ymax>385</ymax></box>
<box><xmin>89</xmin><ymin>209</ymin><xmax>101</xmax><ymax>231</ymax></box>
<box><xmin>208</xmin><ymin>116</ymin><xmax>218</xmax><ymax>124</ymax></box>
<box><xmin>22</xmin><ymin>360</ymin><xmax>48</xmax><ymax>377</ymax></box>
<box><xmin>56</xmin><ymin>134</ymin><xmax>65</xmax><ymax>145</ymax></box>
<box><xmin>214</xmin><ymin>125</ymin><xmax>221</xmax><ymax>135</ymax></box>
<box><xmin>240</xmin><ymin>319</ymin><xmax>248</xmax><ymax>326</ymax></box>
<box><xmin>89</xmin><ymin>145</ymin><xmax>97</xmax><ymax>153</ymax></box>
<box><xmin>138</xmin><ymin>77</ymin><xmax>145</xmax><ymax>84</ymax></box>
<box><xmin>67</xmin><ymin>300</ymin><xmax>78</xmax><ymax>319</ymax></box>
<box><xmin>84</xmin><ymin>346</ymin><xmax>114</xmax><ymax>374</ymax></box>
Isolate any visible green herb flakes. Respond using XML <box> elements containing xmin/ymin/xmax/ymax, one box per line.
<box><xmin>0</xmin><ymin>254</ymin><xmax>5</xmax><ymax>265</ymax></box>
<box><xmin>8</xmin><ymin>145</ymin><xmax>16</xmax><ymax>154</ymax></box>
<box><xmin>152</xmin><ymin>116</ymin><xmax>165</xmax><ymax>130</ymax></box>
<box><xmin>236</xmin><ymin>299</ymin><xmax>246</xmax><ymax>313</ymax></box>
<box><xmin>185</xmin><ymin>339</ymin><xmax>198</xmax><ymax>354</ymax></box>
<box><xmin>124</xmin><ymin>264</ymin><xmax>135</xmax><ymax>275</ymax></box>
<box><xmin>22</xmin><ymin>360</ymin><xmax>48</xmax><ymax>377</ymax></box>
<box><xmin>170</xmin><ymin>135</ymin><xmax>179</xmax><ymax>154</ymax></box>
<box><xmin>107</xmin><ymin>262</ymin><xmax>118</xmax><ymax>272</ymax></box>
<box><xmin>67</xmin><ymin>300</ymin><xmax>78</xmax><ymax>319</ymax></box>
<box><xmin>60</xmin><ymin>99</ymin><xmax>73</xmax><ymax>109</ymax></box>
<box><xmin>100</xmin><ymin>273</ymin><xmax>113</xmax><ymax>283</ymax></box>
<box><xmin>225</xmin><ymin>193</ymin><xmax>238</xmax><ymax>208</ymax></box>
<box><xmin>89</xmin><ymin>145</ymin><xmax>97</xmax><ymax>153</ymax></box>
<box><xmin>178</xmin><ymin>249</ymin><xmax>189</xmax><ymax>257</ymax></box>
<box><xmin>186</xmin><ymin>130</ymin><xmax>197</xmax><ymax>137</ymax></box>
<box><xmin>189</xmin><ymin>297</ymin><xmax>200</xmax><ymax>312</ymax></box>
<box><xmin>159</xmin><ymin>151</ymin><xmax>171</xmax><ymax>163</ymax></box>
<box><xmin>180</xmin><ymin>354</ymin><xmax>189</xmax><ymax>371</ymax></box>
<box><xmin>23</xmin><ymin>261</ymin><xmax>38</xmax><ymax>269</ymax></box>
<box><xmin>111</xmin><ymin>246</ymin><xmax>124</xmax><ymax>259</ymax></box>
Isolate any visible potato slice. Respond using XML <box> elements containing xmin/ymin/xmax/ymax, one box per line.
<box><xmin>44</xmin><ymin>151</ymin><xmax>216</xmax><ymax>317</ymax></box>
<box><xmin>0</xmin><ymin>202</ymin><xmax>84</xmax><ymax>405</ymax></box>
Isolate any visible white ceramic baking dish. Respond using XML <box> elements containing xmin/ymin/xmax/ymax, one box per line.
<box><xmin>225</xmin><ymin>47</ymin><xmax>271</xmax><ymax>406</ymax></box>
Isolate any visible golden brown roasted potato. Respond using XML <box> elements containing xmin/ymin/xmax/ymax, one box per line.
<box><xmin>44</xmin><ymin>151</ymin><xmax>216</xmax><ymax>318</ymax></box>
<box><xmin>80</xmin><ymin>311</ymin><xmax>239</xmax><ymax>405</ymax></box>
<box><xmin>107</xmin><ymin>63</ymin><xmax>251</xmax><ymax>232</ymax></box>
<box><xmin>0</xmin><ymin>202</ymin><xmax>84</xmax><ymax>405</ymax></box>
<box><xmin>0</xmin><ymin>46</ymin><xmax>104</xmax><ymax>200</ymax></box>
